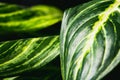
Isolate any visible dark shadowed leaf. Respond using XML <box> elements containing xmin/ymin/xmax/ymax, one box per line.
<box><xmin>2</xmin><ymin>56</ymin><xmax>62</xmax><ymax>80</ymax></box>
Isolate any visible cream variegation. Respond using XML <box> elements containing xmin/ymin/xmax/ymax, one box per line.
<box><xmin>60</xmin><ymin>0</ymin><xmax>120</xmax><ymax>80</ymax></box>
<box><xmin>0</xmin><ymin>36</ymin><xmax>60</xmax><ymax>76</ymax></box>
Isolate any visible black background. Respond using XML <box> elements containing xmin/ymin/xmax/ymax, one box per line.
<box><xmin>0</xmin><ymin>0</ymin><xmax>89</xmax><ymax>10</ymax></box>
<box><xmin>0</xmin><ymin>0</ymin><xmax>120</xmax><ymax>80</ymax></box>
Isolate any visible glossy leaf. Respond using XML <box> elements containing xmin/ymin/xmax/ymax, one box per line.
<box><xmin>60</xmin><ymin>0</ymin><xmax>120</xmax><ymax>80</ymax></box>
<box><xmin>0</xmin><ymin>36</ymin><xmax>60</xmax><ymax>77</ymax></box>
<box><xmin>0</xmin><ymin>2</ymin><xmax>62</xmax><ymax>35</ymax></box>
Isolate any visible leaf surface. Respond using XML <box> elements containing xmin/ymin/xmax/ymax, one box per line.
<box><xmin>2</xmin><ymin>56</ymin><xmax>62</xmax><ymax>80</ymax></box>
<box><xmin>0</xmin><ymin>2</ymin><xmax>62</xmax><ymax>40</ymax></box>
<box><xmin>0</xmin><ymin>36</ymin><xmax>60</xmax><ymax>77</ymax></box>
<box><xmin>0</xmin><ymin>2</ymin><xmax>62</xmax><ymax>77</ymax></box>
<box><xmin>60</xmin><ymin>0</ymin><xmax>120</xmax><ymax>80</ymax></box>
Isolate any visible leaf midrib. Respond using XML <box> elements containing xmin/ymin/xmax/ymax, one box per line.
<box><xmin>73</xmin><ymin>0</ymin><xmax>120</xmax><ymax>80</ymax></box>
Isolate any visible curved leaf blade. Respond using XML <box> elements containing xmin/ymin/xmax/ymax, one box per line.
<box><xmin>2</xmin><ymin>56</ymin><xmax>62</xmax><ymax>80</ymax></box>
<box><xmin>0</xmin><ymin>3</ymin><xmax>62</xmax><ymax>36</ymax></box>
<box><xmin>0</xmin><ymin>36</ymin><xmax>60</xmax><ymax>77</ymax></box>
<box><xmin>60</xmin><ymin>0</ymin><xmax>120</xmax><ymax>80</ymax></box>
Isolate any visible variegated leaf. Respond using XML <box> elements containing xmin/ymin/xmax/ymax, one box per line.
<box><xmin>60</xmin><ymin>0</ymin><xmax>120</xmax><ymax>80</ymax></box>
<box><xmin>0</xmin><ymin>36</ymin><xmax>60</xmax><ymax>77</ymax></box>
<box><xmin>2</xmin><ymin>56</ymin><xmax>61</xmax><ymax>80</ymax></box>
<box><xmin>0</xmin><ymin>2</ymin><xmax>62</xmax><ymax>35</ymax></box>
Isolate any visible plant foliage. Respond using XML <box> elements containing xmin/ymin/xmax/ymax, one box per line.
<box><xmin>0</xmin><ymin>0</ymin><xmax>120</xmax><ymax>80</ymax></box>
<box><xmin>60</xmin><ymin>0</ymin><xmax>120</xmax><ymax>80</ymax></box>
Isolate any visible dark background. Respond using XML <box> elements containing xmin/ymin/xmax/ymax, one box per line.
<box><xmin>0</xmin><ymin>0</ymin><xmax>89</xmax><ymax>10</ymax></box>
<box><xmin>0</xmin><ymin>0</ymin><xmax>120</xmax><ymax>80</ymax></box>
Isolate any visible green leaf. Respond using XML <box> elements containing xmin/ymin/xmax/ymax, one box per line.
<box><xmin>0</xmin><ymin>2</ymin><xmax>61</xmax><ymax>78</ymax></box>
<box><xmin>2</xmin><ymin>56</ymin><xmax>62</xmax><ymax>80</ymax></box>
<box><xmin>60</xmin><ymin>0</ymin><xmax>120</xmax><ymax>80</ymax></box>
<box><xmin>0</xmin><ymin>2</ymin><xmax>62</xmax><ymax>38</ymax></box>
<box><xmin>0</xmin><ymin>36</ymin><xmax>60</xmax><ymax>77</ymax></box>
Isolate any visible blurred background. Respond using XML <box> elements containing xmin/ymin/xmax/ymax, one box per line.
<box><xmin>0</xmin><ymin>0</ymin><xmax>120</xmax><ymax>80</ymax></box>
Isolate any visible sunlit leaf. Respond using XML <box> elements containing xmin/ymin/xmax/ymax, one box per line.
<box><xmin>60</xmin><ymin>0</ymin><xmax>120</xmax><ymax>80</ymax></box>
<box><xmin>0</xmin><ymin>2</ymin><xmax>62</xmax><ymax>38</ymax></box>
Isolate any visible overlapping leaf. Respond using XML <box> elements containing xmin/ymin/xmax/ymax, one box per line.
<box><xmin>60</xmin><ymin>0</ymin><xmax>120</xmax><ymax>80</ymax></box>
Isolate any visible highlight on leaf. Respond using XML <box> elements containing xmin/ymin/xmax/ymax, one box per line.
<box><xmin>0</xmin><ymin>2</ymin><xmax>61</xmax><ymax>78</ymax></box>
<box><xmin>0</xmin><ymin>2</ymin><xmax>62</xmax><ymax>34</ymax></box>
<box><xmin>60</xmin><ymin>0</ymin><xmax>120</xmax><ymax>80</ymax></box>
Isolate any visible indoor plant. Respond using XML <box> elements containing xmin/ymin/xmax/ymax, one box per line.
<box><xmin>0</xmin><ymin>0</ymin><xmax>120</xmax><ymax>80</ymax></box>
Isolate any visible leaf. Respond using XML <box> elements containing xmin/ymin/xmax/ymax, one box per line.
<box><xmin>2</xmin><ymin>56</ymin><xmax>62</xmax><ymax>80</ymax></box>
<box><xmin>0</xmin><ymin>2</ymin><xmax>61</xmax><ymax>78</ymax></box>
<box><xmin>0</xmin><ymin>36</ymin><xmax>60</xmax><ymax>77</ymax></box>
<box><xmin>0</xmin><ymin>2</ymin><xmax>62</xmax><ymax>39</ymax></box>
<box><xmin>60</xmin><ymin>0</ymin><xmax>120</xmax><ymax>80</ymax></box>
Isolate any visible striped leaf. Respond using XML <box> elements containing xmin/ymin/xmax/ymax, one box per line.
<box><xmin>2</xmin><ymin>56</ymin><xmax>61</xmax><ymax>80</ymax></box>
<box><xmin>0</xmin><ymin>36</ymin><xmax>60</xmax><ymax>77</ymax></box>
<box><xmin>60</xmin><ymin>0</ymin><xmax>120</xmax><ymax>80</ymax></box>
<box><xmin>0</xmin><ymin>2</ymin><xmax>61</xmax><ymax>78</ymax></box>
<box><xmin>0</xmin><ymin>2</ymin><xmax>62</xmax><ymax>35</ymax></box>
